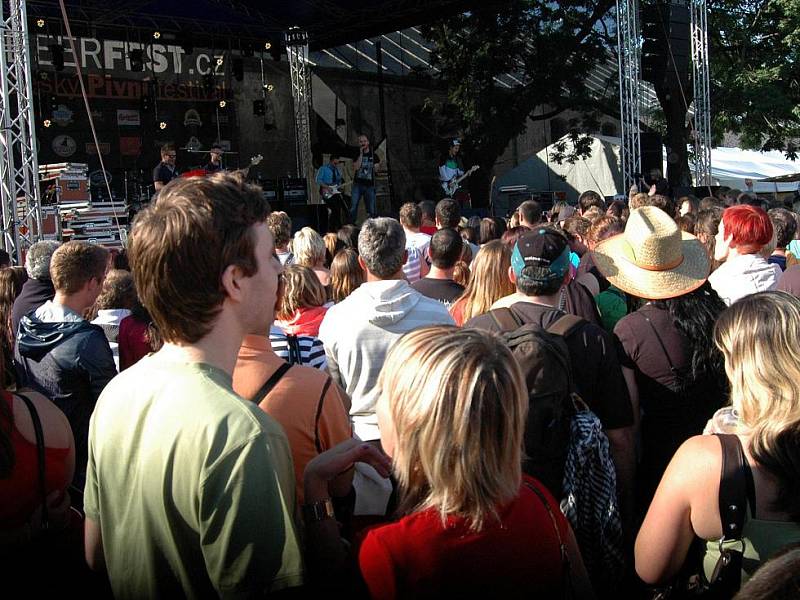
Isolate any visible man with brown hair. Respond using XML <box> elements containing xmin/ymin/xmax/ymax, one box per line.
<box><xmin>399</xmin><ymin>202</ymin><xmax>430</xmax><ymax>283</ymax></box>
<box><xmin>16</xmin><ymin>241</ymin><xmax>116</xmax><ymax>495</ymax></box>
<box><xmin>84</xmin><ymin>173</ymin><xmax>303</xmax><ymax>597</ymax></box>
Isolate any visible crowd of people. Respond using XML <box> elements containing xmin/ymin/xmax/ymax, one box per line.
<box><xmin>2</xmin><ymin>174</ymin><xmax>800</xmax><ymax>599</ymax></box>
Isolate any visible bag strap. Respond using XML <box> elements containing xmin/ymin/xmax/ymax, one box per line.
<box><xmin>489</xmin><ymin>307</ymin><xmax>523</xmax><ymax>332</ymax></box>
<box><xmin>523</xmin><ymin>478</ymin><xmax>573</xmax><ymax>599</ymax></box>
<box><xmin>546</xmin><ymin>313</ymin><xmax>585</xmax><ymax>339</ymax></box>
<box><xmin>716</xmin><ymin>433</ymin><xmax>748</xmax><ymax>542</ymax></box>
<box><xmin>287</xmin><ymin>334</ymin><xmax>301</xmax><ymax>365</ymax></box>
<box><xmin>15</xmin><ymin>392</ymin><xmax>49</xmax><ymax>530</ymax></box>
<box><xmin>250</xmin><ymin>363</ymin><xmax>293</xmax><ymax>403</ymax></box>
<box><xmin>642</xmin><ymin>313</ymin><xmax>679</xmax><ymax>376</ymax></box>
<box><xmin>314</xmin><ymin>377</ymin><xmax>332</xmax><ymax>454</ymax></box>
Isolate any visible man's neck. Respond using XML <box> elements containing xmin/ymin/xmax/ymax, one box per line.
<box><xmin>52</xmin><ymin>291</ymin><xmax>87</xmax><ymax>316</ymax></box>
<box><xmin>427</xmin><ymin>266</ymin><xmax>455</xmax><ymax>281</ymax></box>
<box><xmin>365</xmin><ymin>270</ymin><xmax>404</xmax><ymax>283</ymax></box>
<box><xmin>155</xmin><ymin>314</ymin><xmax>249</xmax><ymax>376</ymax></box>
<box><xmin>510</xmin><ymin>289</ymin><xmax>562</xmax><ymax>308</ymax></box>
<box><xmin>403</xmin><ymin>225</ymin><xmax>420</xmax><ymax>235</ymax></box>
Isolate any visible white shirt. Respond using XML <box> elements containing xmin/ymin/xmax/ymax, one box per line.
<box><xmin>708</xmin><ymin>253</ymin><xmax>781</xmax><ymax>306</ymax></box>
<box><xmin>402</xmin><ymin>230</ymin><xmax>431</xmax><ymax>283</ymax></box>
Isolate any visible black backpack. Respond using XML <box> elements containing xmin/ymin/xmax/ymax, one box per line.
<box><xmin>489</xmin><ymin>307</ymin><xmax>584</xmax><ymax>498</ymax></box>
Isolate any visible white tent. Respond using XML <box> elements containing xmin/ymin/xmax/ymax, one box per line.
<box><xmin>495</xmin><ymin>134</ymin><xmax>800</xmax><ymax>199</ymax></box>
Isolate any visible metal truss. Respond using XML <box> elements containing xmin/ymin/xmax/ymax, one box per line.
<box><xmin>616</xmin><ymin>0</ymin><xmax>642</xmax><ymax>193</ymax></box>
<box><xmin>286</xmin><ymin>28</ymin><xmax>313</xmax><ymax>184</ymax></box>
<box><xmin>0</xmin><ymin>0</ymin><xmax>42</xmax><ymax>259</ymax></box>
<box><xmin>690</xmin><ymin>0</ymin><xmax>712</xmax><ymax>186</ymax></box>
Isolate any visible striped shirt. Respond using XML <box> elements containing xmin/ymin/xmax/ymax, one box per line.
<box><xmin>269</xmin><ymin>326</ymin><xmax>327</xmax><ymax>371</ymax></box>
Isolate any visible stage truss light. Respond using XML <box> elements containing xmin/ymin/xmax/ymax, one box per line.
<box><xmin>265</xmin><ymin>42</ymin><xmax>272</xmax><ymax>50</ymax></box>
<box><xmin>153</xmin><ymin>31</ymin><xmax>161</xmax><ymax>39</ymax></box>
<box><xmin>159</xmin><ymin>121</ymin><xmax>167</xmax><ymax>130</ymax></box>
<box><xmin>218</xmin><ymin>100</ymin><xmax>226</xmax><ymax>108</ymax></box>
<box><xmin>267</xmin><ymin>84</ymin><xmax>274</xmax><ymax>92</ymax></box>
<box><xmin>216</xmin><ymin>57</ymin><xmax>224</xmax><ymax>66</ymax></box>
<box><xmin>36</xmin><ymin>19</ymin><xmax>45</xmax><ymax>28</ymax></box>
<box><xmin>43</xmin><ymin>119</ymin><xmax>51</xmax><ymax>128</ymax></box>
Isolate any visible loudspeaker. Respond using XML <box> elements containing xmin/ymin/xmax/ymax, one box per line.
<box><xmin>269</xmin><ymin>201</ymin><xmax>328</xmax><ymax>234</ymax></box>
<box><xmin>278</xmin><ymin>177</ymin><xmax>308</xmax><ymax>205</ymax></box>
<box><xmin>640</xmin><ymin>132</ymin><xmax>664</xmax><ymax>178</ymax></box>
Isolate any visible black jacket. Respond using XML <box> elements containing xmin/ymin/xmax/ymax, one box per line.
<box><xmin>16</xmin><ymin>309</ymin><xmax>117</xmax><ymax>490</ymax></box>
<box><xmin>11</xmin><ymin>277</ymin><xmax>55</xmax><ymax>336</ymax></box>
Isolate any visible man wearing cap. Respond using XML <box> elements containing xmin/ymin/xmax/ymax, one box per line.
<box><xmin>203</xmin><ymin>144</ymin><xmax>224</xmax><ymax>174</ymax></box>
<box><xmin>439</xmin><ymin>139</ymin><xmax>464</xmax><ymax>196</ymax></box>
<box><xmin>465</xmin><ymin>227</ymin><xmax>635</xmax><ymax>531</ymax></box>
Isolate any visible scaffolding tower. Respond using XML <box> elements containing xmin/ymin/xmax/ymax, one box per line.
<box><xmin>285</xmin><ymin>28</ymin><xmax>313</xmax><ymax>184</ymax></box>
<box><xmin>690</xmin><ymin>0</ymin><xmax>712</xmax><ymax>186</ymax></box>
<box><xmin>0</xmin><ymin>0</ymin><xmax>42</xmax><ymax>260</ymax></box>
<box><xmin>616</xmin><ymin>0</ymin><xmax>642</xmax><ymax>193</ymax></box>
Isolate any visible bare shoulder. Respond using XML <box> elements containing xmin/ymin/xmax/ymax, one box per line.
<box><xmin>12</xmin><ymin>390</ymin><xmax>73</xmax><ymax>450</ymax></box>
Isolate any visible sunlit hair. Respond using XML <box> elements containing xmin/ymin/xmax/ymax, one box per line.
<box><xmin>377</xmin><ymin>326</ymin><xmax>527</xmax><ymax>530</ymax></box>
<box><xmin>713</xmin><ymin>291</ymin><xmax>800</xmax><ymax>519</ymax></box>
<box><xmin>330</xmin><ymin>248</ymin><xmax>364</xmax><ymax>303</ymax></box>
<box><xmin>323</xmin><ymin>232</ymin><xmax>344</xmax><ymax>268</ymax></box>
<box><xmin>586</xmin><ymin>215</ymin><xmax>624</xmax><ymax>249</ymax></box>
<box><xmin>277</xmin><ymin>264</ymin><xmax>327</xmax><ymax>319</ymax></box>
<box><xmin>293</xmin><ymin>227</ymin><xmax>326</xmax><ymax>267</ymax></box>
<box><xmin>452</xmin><ymin>261</ymin><xmax>471</xmax><ymax>288</ymax></box>
<box><xmin>457</xmin><ymin>240</ymin><xmax>514</xmax><ymax>322</ymax></box>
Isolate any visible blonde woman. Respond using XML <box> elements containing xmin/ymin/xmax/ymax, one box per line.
<box><xmin>300</xmin><ymin>326</ymin><xmax>593</xmax><ymax>597</ymax></box>
<box><xmin>635</xmin><ymin>291</ymin><xmax>800</xmax><ymax>592</ymax></box>
<box><xmin>274</xmin><ymin>264</ymin><xmax>329</xmax><ymax>337</ymax></box>
<box><xmin>293</xmin><ymin>226</ymin><xmax>331</xmax><ymax>289</ymax></box>
<box><xmin>449</xmin><ymin>240</ymin><xmax>514</xmax><ymax>326</ymax></box>
<box><xmin>329</xmin><ymin>248</ymin><xmax>364</xmax><ymax>304</ymax></box>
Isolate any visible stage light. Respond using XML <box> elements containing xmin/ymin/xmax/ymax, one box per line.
<box><xmin>216</xmin><ymin>57</ymin><xmax>224</xmax><ymax>66</ymax></box>
<box><xmin>153</xmin><ymin>31</ymin><xmax>161</xmax><ymax>39</ymax></box>
<box><xmin>43</xmin><ymin>119</ymin><xmax>51</xmax><ymax>128</ymax></box>
<box><xmin>265</xmin><ymin>42</ymin><xmax>272</xmax><ymax>50</ymax></box>
<box><xmin>218</xmin><ymin>100</ymin><xmax>226</xmax><ymax>108</ymax></box>
<box><xmin>36</xmin><ymin>19</ymin><xmax>45</xmax><ymax>28</ymax></box>
<box><xmin>267</xmin><ymin>84</ymin><xmax>274</xmax><ymax>92</ymax></box>
<box><xmin>159</xmin><ymin>121</ymin><xmax>167</xmax><ymax>130</ymax></box>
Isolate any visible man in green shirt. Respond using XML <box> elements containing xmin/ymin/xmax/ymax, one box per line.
<box><xmin>84</xmin><ymin>173</ymin><xmax>303</xmax><ymax>597</ymax></box>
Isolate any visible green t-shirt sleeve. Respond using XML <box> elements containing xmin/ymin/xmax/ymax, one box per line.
<box><xmin>83</xmin><ymin>412</ymin><xmax>100</xmax><ymax>520</ymax></box>
<box><xmin>198</xmin><ymin>431</ymin><xmax>301</xmax><ymax>597</ymax></box>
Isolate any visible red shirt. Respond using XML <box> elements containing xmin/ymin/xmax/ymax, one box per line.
<box><xmin>358</xmin><ymin>477</ymin><xmax>568</xmax><ymax>599</ymax></box>
<box><xmin>420</xmin><ymin>225</ymin><xmax>437</xmax><ymax>236</ymax></box>
<box><xmin>118</xmin><ymin>316</ymin><xmax>152</xmax><ymax>371</ymax></box>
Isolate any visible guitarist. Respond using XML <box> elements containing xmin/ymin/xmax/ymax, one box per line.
<box><xmin>439</xmin><ymin>139</ymin><xmax>465</xmax><ymax>197</ymax></box>
<box><xmin>316</xmin><ymin>155</ymin><xmax>348</xmax><ymax>230</ymax></box>
<box><xmin>203</xmin><ymin>144</ymin><xmax>224</xmax><ymax>174</ymax></box>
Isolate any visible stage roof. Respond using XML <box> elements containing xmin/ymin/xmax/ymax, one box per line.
<box><xmin>27</xmin><ymin>0</ymin><xmax>505</xmax><ymax>50</ymax></box>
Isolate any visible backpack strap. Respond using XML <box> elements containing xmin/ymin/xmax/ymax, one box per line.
<box><xmin>286</xmin><ymin>334</ymin><xmax>301</xmax><ymax>365</ymax></box>
<box><xmin>314</xmin><ymin>377</ymin><xmax>333</xmax><ymax>453</ymax></box>
<box><xmin>717</xmin><ymin>433</ymin><xmax>748</xmax><ymax>541</ymax></box>
<box><xmin>489</xmin><ymin>307</ymin><xmax>523</xmax><ymax>332</ymax></box>
<box><xmin>523</xmin><ymin>478</ymin><xmax>573</xmax><ymax>596</ymax></box>
<box><xmin>546</xmin><ymin>313</ymin><xmax>585</xmax><ymax>339</ymax></box>
<box><xmin>250</xmin><ymin>363</ymin><xmax>293</xmax><ymax>403</ymax></box>
<box><xmin>15</xmin><ymin>392</ymin><xmax>49</xmax><ymax>529</ymax></box>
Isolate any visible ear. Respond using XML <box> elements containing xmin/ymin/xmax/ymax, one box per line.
<box><xmin>221</xmin><ymin>263</ymin><xmax>246</xmax><ymax>302</ymax></box>
<box><xmin>508</xmin><ymin>266</ymin><xmax>516</xmax><ymax>285</ymax></box>
<box><xmin>357</xmin><ymin>254</ymin><xmax>368</xmax><ymax>275</ymax></box>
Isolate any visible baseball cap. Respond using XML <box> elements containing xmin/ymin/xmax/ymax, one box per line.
<box><xmin>450</xmin><ymin>138</ymin><xmax>461</xmax><ymax>147</ymax></box>
<box><xmin>511</xmin><ymin>228</ymin><xmax>571</xmax><ymax>284</ymax></box>
<box><xmin>210</xmin><ymin>144</ymin><xmax>223</xmax><ymax>153</ymax></box>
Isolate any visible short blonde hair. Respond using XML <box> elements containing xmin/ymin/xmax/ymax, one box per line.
<box><xmin>377</xmin><ymin>326</ymin><xmax>527</xmax><ymax>530</ymax></box>
<box><xmin>458</xmin><ymin>240</ymin><xmax>514</xmax><ymax>322</ymax></box>
<box><xmin>277</xmin><ymin>264</ymin><xmax>327</xmax><ymax>319</ymax></box>
<box><xmin>293</xmin><ymin>227</ymin><xmax>326</xmax><ymax>267</ymax></box>
<box><xmin>714</xmin><ymin>291</ymin><xmax>800</xmax><ymax>519</ymax></box>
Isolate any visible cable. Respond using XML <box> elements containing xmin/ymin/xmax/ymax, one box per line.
<box><xmin>57</xmin><ymin>0</ymin><xmax>127</xmax><ymax>247</ymax></box>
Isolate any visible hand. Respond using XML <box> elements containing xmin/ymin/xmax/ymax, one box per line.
<box><xmin>649</xmin><ymin>183</ymin><xmax>657</xmax><ymax>196</ymax></box>
<box><xmin>304</xmin><ymin>439</ymin><xmax>391</xmax><ymax>502</ymax></box>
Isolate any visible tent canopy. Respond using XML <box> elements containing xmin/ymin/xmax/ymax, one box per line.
<box><xmin>496</xmin><ymin>135</ymin><xmax>800</xmax><ymax>201</ymax></box>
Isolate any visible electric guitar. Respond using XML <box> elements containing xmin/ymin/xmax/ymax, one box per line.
<box><xmin>442</xmin><ymin>165</ymin><xmax>480</xmax><ymax>197</ymax></box>
<box><xmin>239</xmin><ymin>154</ymin><xmax>263</xmax><ymax>177</ymax></box>
<box><xmin>320</xmin><ymin>180</ymin><xmax>352</xmax><ymax>200</ymax></box>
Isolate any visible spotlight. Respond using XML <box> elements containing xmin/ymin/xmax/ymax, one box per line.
<box><xmin>216</xmin><ymin>57</ymin><xmax>224</xmax><ymax>66</ymax></box>
<box><xmin>267</xmin><ymin>84</ymin><xmax>274</xmax><ymax>92</ymax></box>
<box><xmin>159</xmin><ymin>121</ymin><xmax>167</xmax><ymax>130</ymax></box>
<box><xmin>43</xmin><ymin>119</ymin><xmax>51</xmax><ymax>128</ymax></box>
<box><xmin>153</xmin><ymin>31</ymin><xmax>161</xmax><ymax>39</ymax></box>
<box><xmin>218</xmin><ymin>100</ymin><xmax>226</xmax><ymax>108</ymax></box>
<box><xmin>36</xmin><ymin>19</ymin><xmax>45</xmax><ymax>28</ymax></box>
<box><xmin>265</xmin><ymin>42</ymin><xmax>272</xmax><ymax>50</ymax></box>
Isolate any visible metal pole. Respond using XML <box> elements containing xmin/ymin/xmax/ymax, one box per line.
<box><xmin>691</xmin><ymin>0</ymin><xmax>712</xmax><ymax>186</ymax></box>
<box><xmin>616</xmin><ymin>0</ymin><xmax>642</xmax><ymax>195</ymax></box>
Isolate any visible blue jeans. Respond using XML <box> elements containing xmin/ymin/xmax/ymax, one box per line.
<box><xmin>350</xmin><ymin>183</ymin><xmax>376</xmax><ymax>223</ymax></box>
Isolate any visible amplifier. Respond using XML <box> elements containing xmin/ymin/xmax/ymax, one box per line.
<box><xmin>279</xmin><ymin>177</ymin><xmax>308</xmax><ymax>205</ymax></box>
<box><xmin>259</xmin><ymin>178</ymin><xmax>278</xmax><ymax>203</ymax></box>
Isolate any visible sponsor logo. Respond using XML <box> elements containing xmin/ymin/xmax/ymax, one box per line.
<box><xmin>117</xmin><ymin>109</ymin><xmax>140</xmax><ymax>126</ymax></box>
<box><xmin>184</xmin><ymin>109</ymin><xmax>202</xmax><ymax>127</ymax></box>
<box><xmin>52</xmin><ymin>134</ymin><xmax>76</xmax><ymax>157</ymax></box>
<box><xmin>53</xmin><ymin>104</ymin><xmax>74</xmax><ymax>126</ymax></box>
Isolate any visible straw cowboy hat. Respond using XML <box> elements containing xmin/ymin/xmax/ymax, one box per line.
<box><xmin>592</xmin><ymin>205</ymin><xmax>710</xmax><ymax>300</ymax></box>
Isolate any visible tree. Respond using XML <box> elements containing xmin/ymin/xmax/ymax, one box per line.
<box><xmin>422</xmin><ymin>0</ymin><xmax>616</xmax><ymax>206</ymax></box>
<box><xmin>709</xmin><ymin>0</ymin><xmax>800</xmax><ymax>158</ymax></box>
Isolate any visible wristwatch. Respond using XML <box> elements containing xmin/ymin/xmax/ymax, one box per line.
<box><xmin>302</xmin><ymin>498</ymin><xmax>335</xmax><ymax>523</ymax></box>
